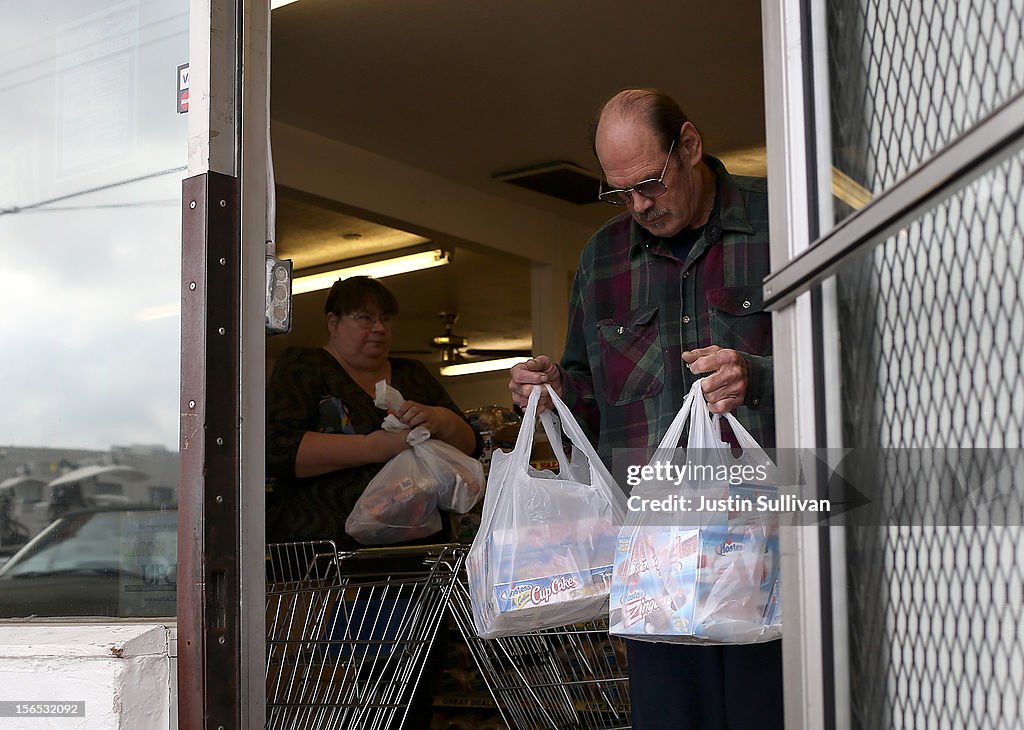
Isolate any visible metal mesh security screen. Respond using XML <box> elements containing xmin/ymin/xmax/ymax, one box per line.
<box><xmin>833</xmin><ymin>154</ymin><xmax>1024</xmax><ymax>728</ymax></box>
<box><xmin>824</xmin><ymin>1</ymin><xmax>1024</xmax><ymax>728</ymax></box>
<box><xmin>827</xmin><ymin>0</ymin><xmax>1024</xmax><ymax>219</ymax></box>
<box><xmin>836</xmin><ymin>156</ymin><xmax>1024</xmax><ymax>451</ymax></box>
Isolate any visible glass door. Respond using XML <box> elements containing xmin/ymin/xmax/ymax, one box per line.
<box><xmin>0</xmin><ymin>0</ymin><xmax>188</xmax><ymax>619</ymax></box>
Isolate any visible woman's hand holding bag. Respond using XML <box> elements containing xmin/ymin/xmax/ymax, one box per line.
<box><xmin>345</xmin><ymin>382</ymin><xmax>486</xmax><ymax>546</ymax></box>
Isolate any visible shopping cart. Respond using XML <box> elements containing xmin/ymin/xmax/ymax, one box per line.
<box><xmin>448</xmin><ymin>558</ymin><xmax>632</xmax><ymax>730</ymax></box>
<box><xmin>265</xmin><ymin>541</ymin><xmax>464</xmax><ymax>730</ymax></box>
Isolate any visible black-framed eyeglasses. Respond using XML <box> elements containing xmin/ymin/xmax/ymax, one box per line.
<box><xmin>346</xmin><ymin>312</ymin><xmax>393</xmax><ymax>329</ymax></box>
<box><xmin>597</xmin><ymin>139</ymin><xmax>677</xmax><ymax>206</ymax></box>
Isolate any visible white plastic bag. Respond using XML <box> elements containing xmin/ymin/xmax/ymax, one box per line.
<box><xmin>346</xmin><ymin>436</ymin><xmax>485</xmax><ymax>545</ymax></box>
<box><xmin>374</xmin><ymin>378</ymin><xmax>484</xmax><ymax>508</ymax></box>
<box><xmin>345</xmin><ymin>443</ymin><xmax>443</xmax><ymax>546</ymax></box>
<box><xmin>346</xmin><ymin>381</ymin><xmax>486</xmax><ymax>545</ymax></box>
<box><xmin>466</xmin><ymin>385</ymin><xmax>627</xmax><ymax>639</ymax></box>
<box><xmin>609</xmin><ymin>380</ymin><xmax>782</xmax><ymax>644</ymax></box>
<box><xmin>418</xmin><ymin>439</ymin><xmax>485</xmax><ymax>514</ymax></box>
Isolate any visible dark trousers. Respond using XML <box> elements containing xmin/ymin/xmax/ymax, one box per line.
<box><xmin>627</xmin><ymin>639</ymin><xmax>784</xmax><ymax>730</ymax></box>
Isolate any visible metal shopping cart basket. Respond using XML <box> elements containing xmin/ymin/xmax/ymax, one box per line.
<box><xmin>447</xmin><ymin>555</ymin><xmax>632</xmax><ymax>730</ymax></box>
<box><xmin>265</xmin><ymin>541</ymin><xmax>464</xmax><ymax>730</ymax></box>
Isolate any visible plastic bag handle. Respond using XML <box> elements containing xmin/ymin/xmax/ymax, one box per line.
<box><xmin>543</xmin><ymin>386</ymin><xmax>624</xmax><ymax>513</ymax></box>
<box><xmin>653</xmin><ymin>381</ymin><xmax>702</xmax><ymax>453</ymax></box>
<box><xmin>510</xmin><ymin>385</ymin><xmax>543</xmax><ymax>472</ymax></box>
<box><xmin>689</xmin><ymin>383</ymin><xmax>729</xmax><ymax>452</ymax></box>
<box><xmin>539</xmin><ymin>410</ymin><xmax>572</xmax><ymax>474</ymax></box>
<box><xmin>717</xmin><ymin>412</ymin><xmax>761</xmax><ymax>451</ymax></box>
<box><xmin>513</xmin><ymin>388</ymin><xmax>576</xmax><ymax>476</ymax></box>
<box><xmin>511</xmin><ymin>384</ymin><xmax>626</xmax><ymax>517</ymax></box>
<box><xmin>717</xmin><ymin>411</ymin><xmax>776</xmax><ymax>475</ymax></box>
<box><xmin>691</xmin><ymin>386</ymin><xmax>776</xmax><ymax>477</ymax></box>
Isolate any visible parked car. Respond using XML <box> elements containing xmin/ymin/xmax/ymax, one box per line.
<box><xmin>0</xmin><ymin>507</ymin><xmax>177</xmax><ymax>618</ymax></box>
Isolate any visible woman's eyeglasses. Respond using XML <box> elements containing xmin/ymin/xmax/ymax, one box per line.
<box><xmin>598</xmin><ymin>139</ymin><xmax>676</xmax><ymax>206</ymax></box>
<box><xmin>346</xmin><ymin>312</ymin><xmax>393</xmax><ymax>329</ymax></box>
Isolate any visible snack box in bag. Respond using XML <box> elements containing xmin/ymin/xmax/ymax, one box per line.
<box><xmin>609</xmin><ymin>485</ymin><xmax>781</xmax><ymax>644</ymax></box>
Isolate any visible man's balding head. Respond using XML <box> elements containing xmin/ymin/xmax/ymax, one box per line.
<box><xmin>593</xmin><ymin>89</ymin><xmax>691</xmax><ymax>156</ymax></box>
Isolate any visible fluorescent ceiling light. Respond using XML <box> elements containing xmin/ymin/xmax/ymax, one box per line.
<box><xmin>271</xmin><ymin>0</ymin><xmax>302</xmax><ymax>9</ymax></box>
<box><xmin>292</xmin><ymin>248</ymin><xmax>451</xmax><ymax>295</ymax></box>
<box><xmin>440</xmin><ymin>356</ymin><xmax>531</xmax><ymax>377</ymax></box>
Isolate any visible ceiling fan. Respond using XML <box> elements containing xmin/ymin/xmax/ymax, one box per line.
<box><xmin>393</xmin><ymin>312</ymin><xmax>531</xmax><ymax>364</ymax></box>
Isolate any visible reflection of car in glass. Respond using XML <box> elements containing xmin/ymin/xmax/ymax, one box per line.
<box><xmin>0</xmin><ymin>465</ymin><xmax>171</xmax><ymax>555</ymax></box>
<box><xmin>44</xmin><ymin>464</ymin><xmax>150</xmax><ymax>521</ymax></box>
<box><xmin>0</xmin><ymin>507</ymin><xmax>177</xmax><ymax>618</ymax></box>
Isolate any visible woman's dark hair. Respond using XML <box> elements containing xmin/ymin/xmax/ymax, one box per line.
<box><xmin>323</xmin><ymin>276</ymin><xmax>399</xmax><ymax>317</ymax></box>
<box><xmin>589</xmin><ymin>88</ymin><xmax>691</xmax><ymax>156</ymax></box>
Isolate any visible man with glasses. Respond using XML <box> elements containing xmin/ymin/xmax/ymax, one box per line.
<box><xmin>510</xmin><ymin>89</ymin><xmax>780</xmax><ymax>729</ymax></box>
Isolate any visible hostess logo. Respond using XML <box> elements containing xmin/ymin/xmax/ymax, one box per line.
<box><xmin>716</xmin><ymin>538</ymin><xmax>747</xmax><ymax>556</ymax></box>
<box><xmin>499</xmin><ymin>584</ymin><xmax>536</xmax><ymax>609</ymax></box>
<box><xmin>622</xmin><ymin>590</ymin><xmax>645</xmax><ymax>605</ymax></box>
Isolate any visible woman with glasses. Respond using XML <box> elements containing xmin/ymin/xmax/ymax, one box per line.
<box><xmin>265</xmin><ymin>275</ymin><xmax>480</xmax><ymax>548</ymax></box>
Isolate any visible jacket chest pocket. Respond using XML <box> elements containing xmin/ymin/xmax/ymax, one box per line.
<box><xmin>596</xmin><ymin>305</ymin><xmax>665</xmax><ymax>406</ymax></box>
<box><xmin>706</xmin><ymin>286</ymin><xmax>772</xmax><ymax>355</ymax></box>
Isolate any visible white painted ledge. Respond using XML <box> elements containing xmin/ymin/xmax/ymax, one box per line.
<box><xmin>0</xmin><ymin>624</ymin><xmax>176</xmax><ymax>729</ymax></box>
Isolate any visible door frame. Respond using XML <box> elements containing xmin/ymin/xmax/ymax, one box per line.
<box><xmin>178</xmin><ymin>1</ymin><xmax>269</xmax><ymax>727</ymax></box>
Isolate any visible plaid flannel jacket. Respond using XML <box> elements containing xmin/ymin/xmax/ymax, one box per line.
<box><xmin>559</xmin><ymin>155</ymin><xmax>775</xmax><ymax>468</ymax></box>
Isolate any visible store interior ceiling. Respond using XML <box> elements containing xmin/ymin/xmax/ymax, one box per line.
<box><xmin>267</xmin><ymin>0</ymin><xmax>766</xmax><ymax>372</ymax></box>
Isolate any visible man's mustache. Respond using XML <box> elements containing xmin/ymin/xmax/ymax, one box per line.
<box><xmin>637</xmin><ymin>207</ymin><xmax>665</xmax><ymax>223</ymax></box>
